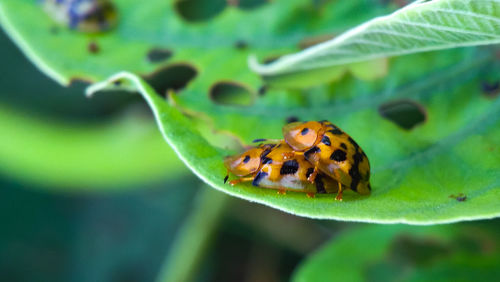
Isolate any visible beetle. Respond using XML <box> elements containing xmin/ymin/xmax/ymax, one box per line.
<box><xmin>42</xmin><ymin>0</ymin><xmax>117</xmax><ymax>32</ymax></box>
<box><xmin>281</xmin><ymin>120</ymin><xmax>371</xmax><ymax>200</ymax></box>
<box><xmin>224</xmin><ymin>142</ymin><xmax>339</xmax><ymax>196</ymax></box>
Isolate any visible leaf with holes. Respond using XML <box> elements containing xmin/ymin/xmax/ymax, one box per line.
<box><xmin>292</xmin><ymin>223</ymin><xmax>500</xmax><ymax>282</ymax></box>
<box><xmin>251</xmin><ymin>0</ymin><xmax>500</xmax><ymax>83</ymax></box>
<box><xmin>0</xmin><ymin>0</ymin><xmax>390</xmax><ymax>85</ymax></box>
<box><xmin>2</xmin><ymin>0</ymin><xmax>500</xmax><ymax>222</ymax></box>
<box><xmin>88</xmin><ymin>67</ymin><xmax>500</xmax><ymax>223</ymax></box>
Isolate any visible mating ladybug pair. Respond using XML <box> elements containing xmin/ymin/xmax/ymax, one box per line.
<box><xmin>224</xmin><ymin>121</ymin><xmax>371</xmax><ymax>201</ymax></box>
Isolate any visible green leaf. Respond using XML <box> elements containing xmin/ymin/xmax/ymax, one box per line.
<box><xmin>251</xmin><ymin>0</ymin><xmax>500</xmax><ymax>80</ymax></box>
<box><xmin>0</xmin><ymin>104</ymin><xmax>187</xmax><ymax>190</ymax></box>
<box><xmin>2</xmin><ymin>0</ymin><xmax>499</xmax><ymax>222</ymax></box>
<box><xmin>292</xmin><ymin>223</ymin><xmax>500</xmax><ymax>282</ymax></box>
<box><xmin>88</xmin><ymin>71</ymin><xmax>500</xmax><ymax>224</ymax></box>
<box><xmin>0</xmin><ymin>0</ymin><xmax>389</xmax><ymax>85</ymax></box>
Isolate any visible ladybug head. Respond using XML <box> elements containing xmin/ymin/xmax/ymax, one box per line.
<box><xmin>282</xmin><ymin>121</ymin><xmax>323</xmax><ymax>151</ymax></box>
<box><xmin>224</xmin><ymin>147</ymin><xmax>265</xmax><ymax>177</ymax></box>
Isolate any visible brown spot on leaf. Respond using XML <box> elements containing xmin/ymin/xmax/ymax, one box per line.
<box><xmin>449</xmin><ymin>193</ymin><xmax>467</xmax><ymax>202</ymax></box>
<box><xmin>88</xmin><ymin>41</ymin><xmax>100</xmax><ymax>54</ymax></box>
<box><xmin>298</xmin><ymin>33</ymin><xmax>335</xmax><ymax>49</ymax></box>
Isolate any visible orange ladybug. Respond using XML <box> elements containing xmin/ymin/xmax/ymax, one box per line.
<box><xmin>282</xmin><ymin>120</ymin><xmax>371</xmax><ymax>200</ymax></box>
<box><xmin>224</xmin><ymin>143</ymin><xmax>339</xmax><ymax>196</ymax></box>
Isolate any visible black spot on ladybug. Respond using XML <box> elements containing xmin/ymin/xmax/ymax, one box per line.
<box><xmin>147</xmin><ymin>48</ymin><xmax>173</xmax><ymax>63</ymax></box>
<box><xmin>286</xmin><ymin>116</ymin><xmax>299</xmax><ymax>123</ymax></box>
<box><xmin>328</xmin><ymin>128</ymin><xmax>343</xmax><ymax>135</ymax></box>
<box><xmin>340</xmin><ymin>143</ymin><xmax>347</xmax><ymax>150</ymax></box>
<box><xmin>261</xmin><ymin>149</ymin><xmax>272</xmax><ymax>160</ymax></box>
<box><xmin>348</xmin><ymin>137</ymin><xmax>359</xmax><ymax>149</ymax></box>
<box><xmin>234</xmin><ymin>40</ymin><xmax>248</xmax><ymax>49</ymax></box>
<box><xmin>353</xmin><ymin>150</ymin><xmax>364</xmax><ymax>163</ymax></box>
<box><xmin>304</xmin><ymin>146</ymin><xmax>321</xmax><ymax>159</ymax></box>
<box><xmin>258</xmin><ymin>85</ymin><xmax>267</xmax><ymax>96</ymax></box>
<box><xmin>280</xmin><ymin>160</ymin><xmax>299</xmax><ymax>175</ymax></box>
<box><xmin>315</xmin><ymin>175</ymin><xmax>326</xmax><ymax>194</ymax></box>
<box><xmin>330</xmin><ymin>150</ymin><xmax>347</xmax><ymax>162</ymax></box>
<box><xmin>349</xmin><ymin>150</ymin><xmax>363</xmax><ymax>191</ymax></box>
<box><xmin>321</xmin><ymin>135</ymin><xmax>331</xmax><ymax>146</ymax></box>
<box><xmin>306</xmin><ymin>167</ymin><xmax>315</xmax><ymax>179</ymax></box>
<box><xmin>252</xmin><ymin>171</ymin><xmax>268</xmax><ymax>186</ymax></box>
<box><xmin>88</xmin><ymin>41</ymin><xmax>100</xmax><ymax>54</ymax></box>
<box><xmin>301</xmin><ymin>128</ymin><xmax>309</xmax><ymax>135</ymax></box>
<box><xmin>261</xmin><ymin>157</ymin><xmax>273</xmax><ymax>165</ymax></box>
<box><xmin>243</xmin><ymin>155</ymin><xmax>250</xmax><ymax>163</ymax></box>
<box><xmin>224</xmin><ymin>175</ymin><xmax>229</xmax><ymax>183</ymax></box>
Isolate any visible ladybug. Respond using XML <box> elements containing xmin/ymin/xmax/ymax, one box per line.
<box><xmin>224</xmin><ymin>143</ymin><xmax>339</xmax><ymax>196</ymax></box>
<box><xmin>43</xmin><ymin>0</ymin><xmax>118</xmax><ymax>33</ymax></box>
<box><xmin>282</xmin><ymin>120</ymin><xmax>371</xmax><ymax>201</ymax></box>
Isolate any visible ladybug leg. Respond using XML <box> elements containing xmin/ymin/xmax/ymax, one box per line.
<box><xmin>335</xmin><ymin>181</ymin><xmax>343</xmax><ymax>201</ymax></box>
<box><xmin>306</xmin><ymin>192</ymin><xmax>315</xmax><ymax>198</ymax></box>
<box><xmin>277</xmin><ymin>188</ymin><xmax>287</xmax><ymax>195</ymax></box>
<box><xmin>223</xmin><ymin>168</ymin><xmax>230</xmax><ymax>183</ymax></box>
<box><xmin>307</xmin><ymin>167</ymin><xmax>318</xmax><ymax>183</ymax></box>
<box><xmin>229</xmin><ymin>176</ymin><xmax>255</xmax><ymax>186</ymax></box>
<box><xmin>333</xmin><ymin>169</ymin><xmax>343</xmax><ymax>201</ymax></box>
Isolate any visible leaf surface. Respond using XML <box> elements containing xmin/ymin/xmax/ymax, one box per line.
<box><xmin>88</xmin><ymin>71</ymin><xmax>500</xmax><ymax>223</ymax></box>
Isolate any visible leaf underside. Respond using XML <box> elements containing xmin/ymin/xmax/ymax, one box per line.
<box><xmin>251</xmin><ymin>0</ymin><xmax>500</xmax><ymax>77</ymax></box>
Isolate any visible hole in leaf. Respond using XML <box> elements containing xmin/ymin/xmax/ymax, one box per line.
<box><xmin>481</xmin><ymin>80</ymin><xmax>499</xmax><ymax>98</ymax></box>
<box><xmin>234</xmin><ymin>40</ymin><xmax>248</xmax><ymax>50</ymax></box>
<box><xmin>286</xmin><ymin>116</ymin><xmax>299</xmax><ymax>123</ymax></box>
<box><xmin>146</xmin><ymin>48</ymin><xmax>173</xmax><ymax>63</ymax></box>
<box><xmin>379</xmin><ymin>100</ymin><xmax>427</xmax><ymax>130</ymax></box>
<box><xmin>144</xmin><ymin>64</ymin><xmax>197</xmax><ymax>95</ymax></box>
<box><xmin>237</xmin><ymin>0</ymin><xmax>269</xmax><ymax>10</ymax></box>
<box><xmin>257</xmin><ymin>85</ymin><xmax>267</xmax><ymax>96</ymax></box>
<box><xmin>174</xmin><ymin>0</ymin><xmax>227</xmax><ymax>22</ymax></box>
<box><xmin>210</xmin><ymin>82</ymin><xmax>255</xmax><ymax>106</ymax></box>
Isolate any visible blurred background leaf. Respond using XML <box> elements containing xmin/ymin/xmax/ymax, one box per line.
<box><xmin>293</xmin><ymin>222</ymin><xmax>500</xmax><ymax>282</ymax></box>
<box><xmin>0</xmin><ymin>29</ymin><xmax>187</xmax><ymax>191</ymax></box>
